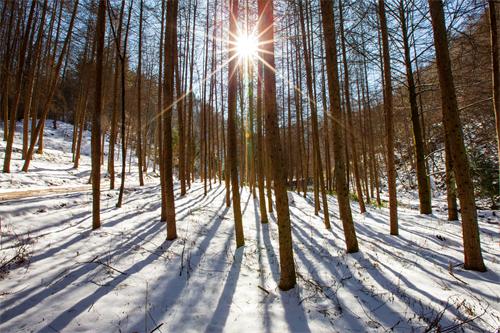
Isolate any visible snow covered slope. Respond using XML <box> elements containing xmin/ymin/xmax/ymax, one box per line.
<box><xmin>0</xmin><ymin>121</ymin><xmax>155</xmax><ymax>191</ymax></box>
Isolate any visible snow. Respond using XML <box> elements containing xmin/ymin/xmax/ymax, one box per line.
<box><xmin>1</xmin><ymin>122</ymin><xmax>499</xmax><ymax>332</ymax></box>
<box><xmin>0</xmin><ymin>121</ymin><xmax>155</xmax><ymax>191</ymax></box>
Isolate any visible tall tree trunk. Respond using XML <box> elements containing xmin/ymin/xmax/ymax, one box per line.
<box><xmin>163</xmin><ymin>0</ymin><xmax>178</xmax><ymax>240</ymax></box>
<box><xmin>92</xmin><ymin>0</ymin><xmax>106</xmax><ymax>230</ymax></box>
<box><xmin>399</xmin><ymin>0</ymin><xmax>432</xmax><ymax>214</ymax></box>
<box><xmin>428</xmin><ymin>0</ymin><xmax>486</xmax><ymax>272</ymax></box>
<box><xmin>256</xmin><ymin>60</ymin><xmax>268</xmax><ymax>223</ymax></box>
<box><xmin>108</xmin><ymin>0</ymin><xmax>125</xmax><ymax>190</ymax></box>
<box><xmin>136</xmin><ymin>0</ymin><xmax>144</xmax><ymax>186</ymax></box>
<box><xmin>297</xmin><ymin>0</ymin><xmax>330</xmax><ymax>228</ymax></box>
<box><xmin>227</xmin><ymin>0</ymin><xmax>244</xmax><ymax>248</ymax></box>
<box><xmin>259</xmin><ymin>0</ymin><xmax>297</xmax><ymax>290</ymax></box>
<box><xmin>378</xmin><ymin>0</ymin><xmax>398</xmax><ymax>235</ymax></box>
<box><xmin>489</xmin><ymin>0</ymin><xmax>500</xmax><ymax>170</ymax></box>
<box><xmin>0</xmin><ymin>1</ymin><xmax>15</xmax><ymax>143</ymax></box>
<box><xmin>320</xmin><ymin>0</ymin><xmax>359</xmax><ymax>253</ymax></box>
<box><xmin>361</xmin><ymin>33</ymin><xmax>382</xmax><ymax>206</ymax></box>
<box><xmin>158</xmin><ymin>0</ymin><xmax>167</xmax><ymax>219</ymax></box>
<box><xmin>186</xmin><ymin>0</ymin><xmax>198</xmax><ymax>191</ymax></box>
<box><xmin>115</xmin><ymin>0</ymin><xmax>134</xmax><ymax>208</ymax></box>
<box><xmin>339</xmin><ymin>0</ymin><xmax>366</xmax><ymax>214</ymax></box>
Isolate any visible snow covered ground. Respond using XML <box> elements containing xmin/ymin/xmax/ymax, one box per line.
<box><xmin>1</xmin><ymin>122</ymin><xmax>499</xmax><ymax>332</ymax></box>
<box><xmin>0</xmin><ymin>121</ymin><xmax>155</xmax><ymax>191</ymax></box>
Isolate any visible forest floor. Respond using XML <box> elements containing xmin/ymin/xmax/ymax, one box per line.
<box><xmin>0</xmin><ymin>122</ymin><xmax>499</xmax><ymax>333</ymax></box>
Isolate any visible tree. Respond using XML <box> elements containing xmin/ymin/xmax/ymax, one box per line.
<box><xmin>297</xmin><ymin>0</ymin><xmax>331</xmax><ymax>229</ymax></box>
<box><xmin>319</xmin><ymin>0</ymin><xmax>359</xmax><ymax>253</ymax></box>
<box><xmin>108</xmin><ymin>0</ymin><xmax>125</xmax><ymax>190</ymax></box>
<box><xmin>256</xmin><ymin>61</ymin><xmax>268</xmax><ymax>223</ymax></box>
<box><xmin>489</xmin><ymin>0</ymin><xmax>500</xmax><ymax>170</ymax></box>
<box><xmin>163</xmin><ymin>0</ymin><xmax>178</xmax><ymax>240</ymax></box>
<box><xmin>136</xmin><ymin>0</ymin><xmax>145</xmax><ymax>187</ymax></box>
<box><xmin>339</xmin><ymin>0</ymin><xmax>366</xmax><ymax>214</ymax></box>
<box><xmin>227</xmin><ymin>0</ymin><xmax>244</xmax><ymax>248</ymax></box>
<box><xmin>378</xmin><ymin>0</ymin><xmax>398</xmax><ymax>235</ymax></box>
<box><xmin>428</xmin><ymin>0</ymin><xmax>486</xmax><ymax>272</ymax></box>
<box><xmin>259</xmin><ymin>0</ymin><xmax>297</xmax><ymax>290</ymax></box>
<box><xmin>399</xmin><ymin>0</ymin><xmax>432</xmax><ymax>214</ymax></box>
<box><xmin>112</xmin><ymin>0</ymin><xmax>134</xmax><ymax>208</ymax></box>
<box><xmin>92</xmin><ymin>0</ymin><xmax>106</xmax><ymax>230</ymax></box>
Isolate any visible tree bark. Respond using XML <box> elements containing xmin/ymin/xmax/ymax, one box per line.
<box><xmin>163</xmin><ymin>0</ymin><xmax>178</xmax><ymax>240</ymax></box>
<box><xmin>399</xmin><ymin>0</ymin><xmax>432</xmax><ymax>214</ymax></box>
<box><xmin>92</xmin><ymin>0</ymin><xmax>106</xmax><ymax>230</ymax></box>
<box><xmin>227</xmin><ymin>0</ymin><xmax>244</xmax><ymax>248</ymax></box>
<box><xmin>339</xmin><ymin>0</ymin><xmax>366</xmax><ymax>214</ymax></box>
<box><xmin>320</xmin><ymin>0</ymin><xmax>359</xmax><ymax>253</ymax></box>
<box><xmin>378</xmin><ymin>0</ymin><xmax>398</xmax><ymax>235</ymax></box>
<box><xmin>136</xmin><ymin>0</ymin><xmax>144</xmax><ymax>186</ymax></box>
<box><xmin>428</xmin><ymin>0</ymin><xmax>486</xmax><ymax>271</ymax></box>
<box><xmin>259</xmin><ymin>0</ymin><xmax>297</xmax><ymax>290</ymax></box>
<box><xmin>489</xmin><ymin>0</ymin><xmax>500</xmax><ymax>170</ymax></box>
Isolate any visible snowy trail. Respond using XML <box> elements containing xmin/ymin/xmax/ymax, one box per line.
<box><xmin>1</xmin><ymin>181</ymin><xmax>499</xmax><ymax>332</ymax></box>
<box><xmin>0</xmin><ymin>185</ymin><xmax>92</xmax><ymax>201</ymax></box>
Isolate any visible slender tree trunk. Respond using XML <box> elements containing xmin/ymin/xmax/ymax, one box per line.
<box><xmin>256</xmin><ymin>60</ymin><xmax>268</xmax><ymax>223</ymax></box>
<box><xmin>115</xmin><ymin>0</ymin><xmax>134</xmax><ymax>208</ymax></box>
<box><xmin>108</xmin><ymin>1</ymin><xmax>124</xmax><ymax>190</ymax></box>
<box><xmin>259</xmin><ymin>0</ymin><xmax>296</xmax><ymax>290</ymax></box>
<box><xmin>361</xmin><ymin>34</ymin><xmax>382</xmax><ymax>206</ymax></box>
<box><xmin>227</xmin><ymin>0</ymin><xmax>244</xmax><ymax>248</ymax></box>
<box><xmin>176</xmin><ymin>3</ymin><xmax>187</xmax><ymax>197</ymax></box>
<box><xmin>339</xmin><ymin>0</ymin><xmax>366</xmax><ymax>214</ymax></box>
<box><xmin>158</xmin><ymin>0</ymin><xmax>167</xmax><ymax>219</ymax></box>
<box><xmin>92</xmin><ymin>0</ymin><xmax>106</xmax><ymax>230</ymax></box>
<box><xmin>186</xmin><ymin>1</ymin><xmax>198</xmax><ymax>191</ymax></box>
<box><xmin>428</xmin><ymin>0</ymin><xmax>486</xmax><ymax>272</ymax></box>
<box><xmin>163</xmin><ymin>0</ymin><xmax>178</xmax><ymax>240</ymax></box>
<box><xmin>136</xmin><ymin>0</ymin><xmax>144</xmax><ymax>186</ymax></box>
<box><xmin>399</xmin><ymin>1</ymin><xmax>432</xmax><ymax>214</ymax></box>
<box><xmin>379</xmin><ymin>0</ymin><xmax>398</xmax><ymax>235</ymax></box>
<box><xmin>489</xmin><ymin>0</ymin><xmax>500</xmax><ymax>170</ymax></box>
<box><xmin>1</xmin><ymin>1</ymin><xmax>15</xmax><ymax>143</ymax></box>
<box><xmin>320</xmin><ymin>0</ymin><xmax>359</xmax><ymax>253</ymax></box>
<box><xmin>297</xmin><ymin>0</ymin><xmax>330</xmax><ymax>228</ymax></box>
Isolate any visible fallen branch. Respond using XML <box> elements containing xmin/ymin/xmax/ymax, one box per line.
<box><xmin>86</xmin><ymin>258</ymin><xmax>127</xmax><ymax>276</ymax></box>
<box><xmin>448</xmin><ymin>262</ymin><xmax>469</xmax><ymax>285</ymax></box>
<box><xmin>0</xmin><ymin>254</ymin><xmax>19</xmax><ymax>271</ymax></box>
<box><xmin>258</xmin><ymin>285</ymin><xmax>270</xmax><ymax>295</ymax></box>
<box><xmin>149</xmin><ymin>323</ymin><xmax>164</xmax><ymax>333</ymax></box>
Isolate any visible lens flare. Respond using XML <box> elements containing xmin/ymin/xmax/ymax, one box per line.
<box><xmin>236</xmin><ymin>33</ymin><xmax>258</xmax><ymax>60</ymax></box>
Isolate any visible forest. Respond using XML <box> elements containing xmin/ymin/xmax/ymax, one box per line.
<box><xmin>0</xmin><ymin>0</ymin><xmax>499</xmax><ymax>332</ymax></box>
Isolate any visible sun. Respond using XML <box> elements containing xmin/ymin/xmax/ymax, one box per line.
<box><xmin>236</xmin><ymin>33</ymin><xmax>258</xmax><ymax>60</ymax></box>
